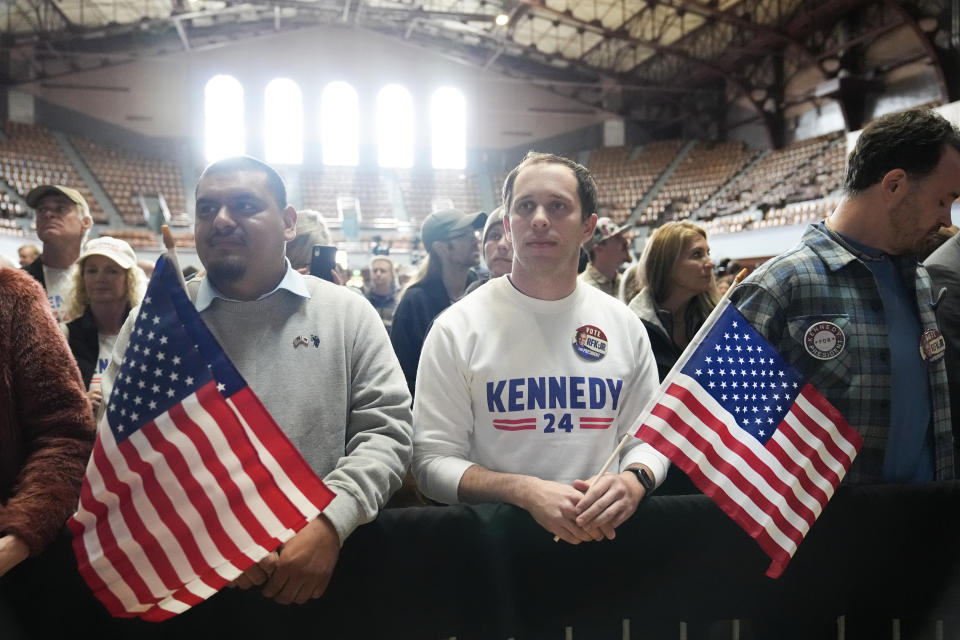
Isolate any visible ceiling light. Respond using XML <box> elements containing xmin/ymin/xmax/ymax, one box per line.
<box><xmin>495</xmin><ymin>13</ymin><xmax>509</xmax><ymax>26</ymax></box>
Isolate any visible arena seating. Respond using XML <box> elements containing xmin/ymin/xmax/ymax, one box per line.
<box><xmin>0</xmin><ymin>216</ymin><xmax>24</xmax><ymax>237</ymax></box>
<box><xmin>591</xmin><ymin>140</ymin><xmax>685</xmax><ymax>224</ymax></box>
<box><xmin>703</xmin><ymin>132</ymin><xmax>845</xmax><ymax>219</ymax></box>
<box><xmin>0</xmin><ymin>117</ymin><xmax>855</xmax><ymax>257</ymax></box>
<box><xmin>0</xmin><ymin>122</ymin><xmax>106</xmax><ymax>223</ymax></box>
<box><xmin>97</xmin><ymin>228</ymin><xmax>195</xmax><ymax>250</ymax></box>
<box><xmin>394</xmin><ymin>168</ymin><xmax>482</xmax><ymax>224</ymax></box>
<box><xmin>72</xmin><ymin>136</ymin><xmax>188</xmax><ymax>228</ymax></box>
<box><xmin>646</xmin><ymin>141</ymin><xmax>757</xmax><ymax>224</ymax></box>
<box><xmin>298</xmin><ymin>166</ymin><xmax>480</xmax><ymax>252</ymax></box>
<box><xmin>97</xmin><ymin>228</ymin><xmax>160</xmax><ymax>249</ymax></box>
<box><xmin>298</xmin><ymin>166</ymin><xmax>391</xmax><ymax>221</ymax></box>
<box><xmin>0</xmin><ymin>193</ymin><xmax>24</xmax><ymax>220</ymax></box>
<box><xmin>762</xmin><ymin>199</ymin><xmax>840</xmax><ymax>228</ymax></box>
<box><xmin>702</xmin><ymin>199</ymin><xmax>839</xmax><ymax>236</ymax></box>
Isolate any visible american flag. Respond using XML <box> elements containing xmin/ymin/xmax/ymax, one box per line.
<box><xmin>636</xmin><ymin>302</ymin><xmax>861</xmax><ymax>578</ymax></box>
<box><xmin>68</xmin><ymin>255</ymin><xmax>335</xmax><ymax>621</ymax></box>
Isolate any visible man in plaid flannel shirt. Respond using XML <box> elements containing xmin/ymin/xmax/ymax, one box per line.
<box><xmin>733</xmin><ymin>108</ymin><xmax>958</xmax><ymax>484</ymax></box>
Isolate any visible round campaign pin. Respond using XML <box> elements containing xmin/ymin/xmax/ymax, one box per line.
<box><xmin>573</xmin><ymin>324</ymin><xmax>608</xmax><ymax>361</ymax></box>
<box><xmin>919</xmin><ymin>328</ymin><xmax>946</xmax><ymax>362</ymax></box>
<box><xmin>804</xmin><ymin>321</ymin><xmax>845</xmax><ymax>360</ymax></box>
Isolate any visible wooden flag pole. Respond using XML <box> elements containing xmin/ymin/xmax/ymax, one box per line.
<box><xmin>161</xmin><ymin>225</ymin><xmax>189</xmax><ymax>290</ymax></box>
<box><xmin>552</xmin><ymin>269</ymin><xmax>748</xmax><ymax>542</ymax></box>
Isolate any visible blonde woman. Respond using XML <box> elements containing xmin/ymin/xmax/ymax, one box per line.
<box><xmin>628</xmin><ymin>221</ymin><xmax>718</xmax><ymax>381</ymax></box>
<box><xmin>62</xmin><ymin>236</ymin><xmax>147</xmax><ymax>414</ymax></box>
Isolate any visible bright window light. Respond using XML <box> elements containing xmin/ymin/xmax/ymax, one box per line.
<box><xmin>431</xmin><ymin>87</ymin><xmax>466</xmax><ymax>170</ymax></box>
<box><xmin>321</xmin><ymin>81</ymin><xmax>359</xmax><ymax>167</ymax></box>
<box><xmin>265</xmin><ymin>78</ymin><xmax>303</xmax><ymax>165</ymax></box>
<box><xmin>377</xmin><ymin>84</ymin><xmax>414</xmax><ymax>169</ymax></box>
<box><xmin>204</xmin><ymin>74</ymin><xmax>245</xmax><ymax>162</ymax></box>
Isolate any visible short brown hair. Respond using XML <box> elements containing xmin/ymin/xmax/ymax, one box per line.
<box><xmin>845</xmin><ymin>108</ymin><xmax>960</xmax><ymax>195</ymax></box>
<box><xmin>501</xmin><ymin>151</ymin><xmax>597</xmax><ymax>221</ymax></box>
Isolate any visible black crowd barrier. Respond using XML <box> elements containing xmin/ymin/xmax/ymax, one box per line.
<box><xmin>4</xmin><ymin>481</ymin><xmax>960</xmax><ymax>639</ymax></box>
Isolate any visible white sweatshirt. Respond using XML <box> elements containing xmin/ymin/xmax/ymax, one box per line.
<box><xmin>412</xmin><ymin>276</ymin><xmax>669</xmax><ymax>505</ymax></box>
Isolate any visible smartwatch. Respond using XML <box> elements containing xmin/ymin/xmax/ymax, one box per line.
<box><xmin>626</xmin><ymin>466</ymin><xmax>654</xmax><ymax>493</ymax></box>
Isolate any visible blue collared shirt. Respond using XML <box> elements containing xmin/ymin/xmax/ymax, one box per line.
<box><xmin>195</xmin><ymin>258</ymin><xmax>311</xmax><ymax>312</ymax></box>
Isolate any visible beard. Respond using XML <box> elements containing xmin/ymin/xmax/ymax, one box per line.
<box><xmin>205</xmin><ymin>255</ymin><xmax>247</xmax><ymax>286</ymax></box>
<box><xmin>889</xmin><ymin>194</ymin><xmax>938</xmax><ymax>256</ymax></box>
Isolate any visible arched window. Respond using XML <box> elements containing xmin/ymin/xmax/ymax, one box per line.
<box><xmin>377</xmin><ymin>84</ymin><xmax>414</xmax><ymax>168</ymax></box>
<box><xmin>204</xmin><ymin>75</ymin><xmax>245</xmax><ymax>162</ymax></box>
<box><xmin>264</xmin><ymin>78</ymin><xmax>303</xmax><ymax>165</ymax></box>
<box><xmin>321</xmin><ymin>81</ymin><xmax>359</xmax><ymax>166</ymax></box>
<box><xmin>431</xmin><ymin>87</ymin><xmax>466</xmax><ymax>170</ymax></box>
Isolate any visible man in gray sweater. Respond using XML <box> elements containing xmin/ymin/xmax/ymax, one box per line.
<box><xmin>103</xmin><ymin>156</ymin><xmax>413</xmax><ymax>606</ymax></box>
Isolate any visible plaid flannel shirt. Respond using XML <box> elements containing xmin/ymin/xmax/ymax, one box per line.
<box><xmin>732</xmin><ymin>224</ymin><xmax>954</xmax><ymax>484</ymax></box>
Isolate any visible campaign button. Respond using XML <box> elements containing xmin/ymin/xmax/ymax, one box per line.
<box><xmin>804</xmin><ymin>321</ymin><xmax>845</xmax><ymax>360</ymax></box>
<box><xmin>573</xmin><ymin>324</ymin><xmax>608</xmax><ymax>361</ymax></box>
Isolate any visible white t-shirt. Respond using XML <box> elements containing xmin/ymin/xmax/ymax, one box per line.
<box><xmin>412</xmin><ymin>276</ymin><xmax>669</xmax><ymax>505</ymax></box>
<box><xmin>90</xmin><ymin>332</ymin><xmax>118</xmax><ymax>392</ymax></box>
<box><xmin>43</xmin><ymin>263</ymin><xmax>77</xmax><ymax>323</ymax></box>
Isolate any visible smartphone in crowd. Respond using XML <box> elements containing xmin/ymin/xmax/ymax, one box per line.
<box><xmin>310</xmin><ymin>245</ymin><xmax>338</xmax><ymax>283</ymax></box>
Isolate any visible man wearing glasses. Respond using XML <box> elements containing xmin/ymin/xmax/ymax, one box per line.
<box><xmin>23</xmin><ymin>185</ymin><xmax>93</xmax><ymax>322</ymax></box>
<box><xmin>391</xmin><ymin>209</ymin><xmax>486</xmax><ymax>397</ymax></box>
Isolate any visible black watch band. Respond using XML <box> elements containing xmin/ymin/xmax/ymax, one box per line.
<box><xmin>627</xmin><ymin>467</ymin><xmax>654</xmax><ymax>493</ymax></box>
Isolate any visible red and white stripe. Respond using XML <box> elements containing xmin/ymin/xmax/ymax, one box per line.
<box><xmin>636</xmin><ymin>372</ymin><xmax>859</xmax><ymax>578</ymax></box>
<box><xmin>492</xmin><ymin>417</ymin><xmax>537</xmax><ymax>431</ymax></box>
<box><xmin>580</xmin><ymin>417</ymin><xmax>614</xmax><ymax>430</ymax></box>
<box><xmin>69</xmin><ymin>381</ymin><xmax>334</xmax><ymax>620</ymax></box>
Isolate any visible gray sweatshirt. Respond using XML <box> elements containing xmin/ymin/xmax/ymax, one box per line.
<box><xmin>103</xmin><ymin>274</ymin><xmax>413</xmax><ymax>543</ymax></box>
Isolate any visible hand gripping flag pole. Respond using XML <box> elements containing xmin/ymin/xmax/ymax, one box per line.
<box><xmin>560</xmin><ymin>270</ymin><xmax>861</xmax><ymax>580</ymax></box>
<box><xmin>68</xmin><ymin>229</ymin><xmax>335</xmax><ymax>620</ymax></box>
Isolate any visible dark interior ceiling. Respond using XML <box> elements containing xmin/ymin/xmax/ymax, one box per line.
<box><xmin>1</xmin><ymin>0</ymin><xmax>956</xmax><ymax>145</ymax></box>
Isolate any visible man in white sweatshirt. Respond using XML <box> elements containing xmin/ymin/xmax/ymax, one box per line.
<box><xmin>412</xmin><ymin>152</ymin><xmax>667</xmax><ymax>544</ymax></box>
<box><xmin>103</xmin><ymin>156</ymin><xmax>413</xmax><ymax>605</ymax></box>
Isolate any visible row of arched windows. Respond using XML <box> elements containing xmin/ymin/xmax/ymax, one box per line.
<box><xmin>204</xmin><ymin>75</ymin><xmax>466</xmax><ymax>169</ymax></box>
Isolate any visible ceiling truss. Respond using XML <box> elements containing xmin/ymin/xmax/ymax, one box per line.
<box><xmin>0</xmin><ymin>0</ymin><xmax>954</xmax><ymax>146</ymax></box>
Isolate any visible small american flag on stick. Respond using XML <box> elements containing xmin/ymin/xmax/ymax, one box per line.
<box><xmin>69</xmin><ymin>254</ymin><xmax>334</xmax><ymax>620</ymax></box>
<box><xmin>636</xmin><ymin>301</ymin><xmax>861</xmax><ymax>578</ymax></box>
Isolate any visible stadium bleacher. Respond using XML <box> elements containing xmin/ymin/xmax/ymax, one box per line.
<box><xmin>0</xmin><ymin>122</ymin><xmax>106</xmax><ymax>224</ymax></box>
<box><xmin>71</xmin><ymin>136</ymin><xmax>189</xmax><ymax>228</ymax></box>
<box><xmin>591</xmin><ymin>140</ymin><xmax>685</xmax><ymax>224</ymax></box>
<box><xmin>0</xmin><ymin>120</ymin><xmax>858</xmax><ymax>257</ymax></box>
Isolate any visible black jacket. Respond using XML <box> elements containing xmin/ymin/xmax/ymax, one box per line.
<box><xmin>628</xmin><ymin>288</ymin><xmax>709</xmax><ymax>495</ymax></box>
<box><xmin>23</xmin><ymin>256</ymin><xmax>45</xmax><ymax>289</ymax></box>
<box><xmin>390</xmin><ymin>275</ymin><xmax>452</xmax><ymax>398</ymax></box>
<box><xmin>65</xmin><ymin>308</ymin><xmax>100</xmax><ymax>389</ymax></box>
<box><xmin>65</xmin><ymin>306</ymin><xmax>132</xmax><ymax>389</ymax></box>
<box><xmin>389</xmin><ymin>272</ymin><xmax>477</xmax><ymax>398</ymax></box>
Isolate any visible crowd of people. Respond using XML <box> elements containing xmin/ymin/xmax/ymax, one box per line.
<box><xmin>0</xmin><ymin>107</ymin><xmax>958</xmax><ymax>629</ymax></box>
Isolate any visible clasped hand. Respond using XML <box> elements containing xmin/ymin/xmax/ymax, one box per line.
<box><xmin>227</xmin><ymin>515</ymin><xmax>340</xmax><ymax>605</ymax></box>
<box><xmin>525</xmin><ymin>472</ymin><xmax>644</xmax><ymax>544</ymax></box>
